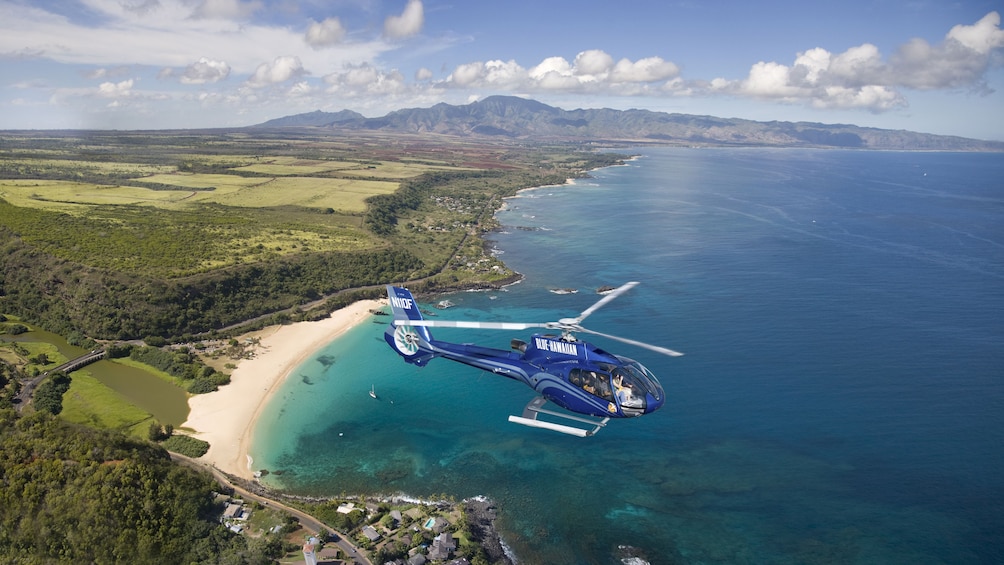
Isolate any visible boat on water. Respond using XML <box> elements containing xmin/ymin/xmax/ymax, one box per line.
<box><xmin>369</xmin><ymin>385</ymin><xmax>378</xmax><ymax>399</ymax></box>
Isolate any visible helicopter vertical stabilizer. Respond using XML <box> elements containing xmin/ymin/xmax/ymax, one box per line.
<box><xmin>385</xmin><ymin>286</ymin><xmax>438</xmax><ymax>366</ymax></box>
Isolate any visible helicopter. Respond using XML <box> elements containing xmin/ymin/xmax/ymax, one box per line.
<box><xmin>384</xmin><ymin>282</ymin><xmax>683</xmax><ymax>437</ymax></box>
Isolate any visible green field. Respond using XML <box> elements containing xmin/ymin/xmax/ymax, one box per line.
<box><xmin>0</xmin><ymin>169</ymin><xmax>399</xmax><ymax>213</ymax></box>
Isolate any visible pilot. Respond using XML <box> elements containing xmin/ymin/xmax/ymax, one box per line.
<box><xmin>613</xmin><ymin>373</ymin><xmax>631</xmax><ymax>404</ymax></box>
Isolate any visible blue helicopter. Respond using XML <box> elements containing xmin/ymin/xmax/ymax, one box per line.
<box><xmin>384</xmin><ymin>282</ymin><xmax>683</xmax><ymax>436</ymax></box>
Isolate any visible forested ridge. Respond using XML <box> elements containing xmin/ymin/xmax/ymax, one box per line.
<box><xmin>0</xmin><ymin>409</ymin><xmax>284</xmax><ymax>564</ymax></box>
<box><xmin>0</xmin><ymin>230</ymin><xmax>422</xmax><ymax>340</ymax></box>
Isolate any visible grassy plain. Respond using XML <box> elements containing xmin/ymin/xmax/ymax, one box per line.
<box><xmin>61</xmin><ymin>371</ymin><xmax>155</xmax><ymax>433</ymax></box>
<box><xmin>0</xmin><ymin>130</ymin><xmax>526</xmax><ymax>278</ymax></box>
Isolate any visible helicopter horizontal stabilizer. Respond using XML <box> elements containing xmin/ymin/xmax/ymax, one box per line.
<box><xmin>508</xmin><ymin>397</ymin><xmax>610</xmax><ymax>437</ymax></box>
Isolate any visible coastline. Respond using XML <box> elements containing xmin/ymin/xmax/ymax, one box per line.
<box><xmin>180</xmin><ymin>299</ymin><xmax>384</xmax><ymax>480</ymax></box>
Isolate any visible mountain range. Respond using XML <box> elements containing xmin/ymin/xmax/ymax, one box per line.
<box><xmin>254</xmin><ymin>96</ymin><xmax>1002</xmax><ymax>151</ymax></box>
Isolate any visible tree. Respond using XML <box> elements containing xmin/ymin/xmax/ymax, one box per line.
<box><xmin>28</xmin><ymin>353</ymin><xmax>50</xmax><ymax>365</ymax></box>
<box><xmin>33</xmin><ymin>371</ymin><xmax>71</xmax><ymax>415</ymax></box>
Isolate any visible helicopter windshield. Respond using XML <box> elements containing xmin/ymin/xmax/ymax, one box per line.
<box><xmin>614</xmin><ymin>358</ymin><xmax>664</xmax><ymax>402</ymax></box>
<box><xmin>602</xmin><ymin>358</ymin><xmax>663</xmax><ymax>416</ymax></box>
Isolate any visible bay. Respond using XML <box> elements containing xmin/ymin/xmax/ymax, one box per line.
<box><xmin>252</xmin><ymin>148</ymin><xmax>1004</xmax><ymax>564</ymax></box>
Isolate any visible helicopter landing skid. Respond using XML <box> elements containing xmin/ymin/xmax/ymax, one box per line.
<box><xmin>508</xmin><ymin>397</ymin><xmax>610</xmax><ymax>437</ymax></box>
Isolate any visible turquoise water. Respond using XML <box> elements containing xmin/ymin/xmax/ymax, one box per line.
<box><xmin>251</xmin><ymin>148</ymin><xmax>1003</xmax><ymax>564</ymax></box>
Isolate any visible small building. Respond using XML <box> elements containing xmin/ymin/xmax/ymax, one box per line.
<box><xmin>361</xmin><ymin>525</ymin><xmax>382</xmax><ymax>543</ymax></box>
<box><xmin>303</xmin><ymin>536</ymin><xmax>319</xmax><ymax>565</ymax></box>
<box><xmin>407</xmin><ymin>554</ymin><xmax>427</xmax><ymax>565</ymax></box>
<box><xmin>428</xmin><ymin>532</ymin><xmax>456</xmax><ymax>561</ymax></box>
<box><xmin>222</xmin><ymin>503</ymin><xmax>243</xmax><ymax>520</ymax></box>
<box><xmin>336</xmin><ymin>502</ymin><xmax>356</xmax><ymax>514</ymax></box>
<box><xmin>422</xmin><ymin>516</ymin><xmax>449</xmax><ymax>533</ymax></box>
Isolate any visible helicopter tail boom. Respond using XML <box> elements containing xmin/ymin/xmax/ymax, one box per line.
<box><xmin>385</xmin><ymin>286</ymin><xmax>439</xmax><ymax>366</ymax></box>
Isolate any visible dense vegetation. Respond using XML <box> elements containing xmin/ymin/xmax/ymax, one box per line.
<box><xmin>0</xmin><ymin>131</ymin><xmax>621</xmax><ymax>341</ymax></box>
<box><xmin>0</xmin><ymin>409</ymin><xmax>285</xmax><ymax>564</ymax></box>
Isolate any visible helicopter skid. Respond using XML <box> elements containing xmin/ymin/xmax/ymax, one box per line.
<box><xmin>508</xmin><ymin>397</ymin><xmax>610</xmax><ymax>437</ymax></box>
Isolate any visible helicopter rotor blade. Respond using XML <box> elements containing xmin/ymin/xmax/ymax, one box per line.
<box><xmin>578</xmin><ymin>327</ymin><xmax>684</xmax><ymax>357</ymax></box>
<box><xmin>394</xmin><ymin>319</ymin><xmax>548</xmax><ymax>331</ymax></box>
<box><xmin>571</xmin><ymin>281</ymin><xmax>640</xmax><ymax>324</ymax></box>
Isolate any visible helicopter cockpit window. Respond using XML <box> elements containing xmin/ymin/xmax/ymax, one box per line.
<box><xmin>569</xmin><ymin>369</ymin><xmax>613</xmax><ymax>401</ymax></box>
<box><xmin>606</xmin><ymin>355</ymin><xmax>662</xmax><ymax>409</ymax></box>
<box><xmin>610</xmin><ymin>367</ymin><xmax>645</xmax><ymax>409</ymax></box>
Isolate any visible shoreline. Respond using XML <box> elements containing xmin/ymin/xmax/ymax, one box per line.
<box><xmin>180</xmin><ymin>299</ymin><xmax>384</xmax><ymax>480</ymax></box>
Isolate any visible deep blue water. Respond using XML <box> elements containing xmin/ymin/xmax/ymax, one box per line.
<box><xmin>252</xmin><ymin>148</ymin><xmax>1003</xmax><ymax>564</ymax></box>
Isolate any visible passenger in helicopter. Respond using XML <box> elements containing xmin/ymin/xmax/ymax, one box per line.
<box><xmin>613</xmin><ymin>372</ymin><xmax>640</xmax><ymax>406</ymax></box>
<box><xmin>592</xmin><ymin>371</ymin><xmax>613</xmax><ymax>400</ymax></box>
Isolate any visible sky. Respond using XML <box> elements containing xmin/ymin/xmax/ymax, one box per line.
<box><xmin>1</xmin><ymin>0</ymin><xmax>1003</xmax><ymax>140</ymax></box>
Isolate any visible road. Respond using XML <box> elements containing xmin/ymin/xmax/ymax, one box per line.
<box><xmin>169</xmin><ymin>452</ymin><xmax>371</xmax><ymax>565</ymax></box>
<box><xmin>15</xmin><ymin>348</ymin><xmax>106</xmax><ymax>412</ymax></box>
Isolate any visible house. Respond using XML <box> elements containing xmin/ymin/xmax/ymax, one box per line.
<box><xmin>390</xmin><ymin>509</ymin><xmax>403</xmax><ymax>525</ymax></box>
<box><xmin>428</xmin><ymin>532</ymin><xmax>456</xmax><ymax>561</ymax></box>
<box><xmin>361</xmin><ymin>525</ymin><xmax>382</xmax><ymax>543</ymax></box>
<box><xmin>336</xmin><ymin>502</ymin><xmax>356</xmax><ymax>514</ymax></box>
<box><xmin>222</xmin><ymin>503</ymin><xmax>243</xmax><ymax>520</ymax></box>
<box><xmin>407</xmin><ymin>554</ymin><xmax>427</xmax><ymax>565</ymax></box>
<box><xmin>423</xmin><ymin>516</ymin><xmax>449</xmax><ymax>533</ymax></box>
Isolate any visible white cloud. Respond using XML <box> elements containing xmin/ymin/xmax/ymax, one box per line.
<box><xmin>610</xmin><ymin>56</ymin><xmax>679</xmax><ymax>83</ymax></box>
<box><xmin>528</xmin><ymin>56</ymin><xmax>572</xmax><ymax>81</ymax></box>
<box><xmin>384</xmin><ymin>0</ymin><xmax>424</xmax><ymax>40</ymax></box>
<box><xmin>818</xmin><ymin>85</ymin><xmax>903</xmax><ymax>110</ymax></box>
<box><xmin>97</xmin><ymin>79</ymin><xmax>135</xmax><ymax>98</ymax></box>
<box><xmin>288</xmin><ymin>81</ymin><xmax>315</xmax><ymax>97</ymax></box>
<box><xmin>448</xmin><ymin>51</ymin><xmax>680</xmax><ymax>93</ymax></box>
<box><xmin>574</xmin><ymin>50</ymin><xmax>614</xmax><ymax>76</ymax></box>
<box><xmin>0</xmin><ymin>1</ymin><xmax>391</xmax><ymax>76</ymax></box>
<box><xmin>323</xmin><ymin>65</ymin><xmax>408</xmax><ymax>97</ymax></box>
<box><xmin>731</xmin><ymin>11</ymin><xmax>1004</xmax><ymax>111</ymax></box>
<box><xmin>741</xmin><ymin>61</ymin><xmax>801</xmax><ymax>98</ymax></box>
<box><xmin>415</xmin><ymin>67</ymin><xmax>433</xmax><ymax>81</ymax></box>
<box><xmin>246</xmin><ymin>56</ymin><xmax>305</xmax><ymax>88</ymax></box>
<box><xmin>484</xmin><ymin>60</ymin><xmax>527</xmax><ymax>87</ymax></box>
<box><xmin>179</xmin><ymin>57</ymin><xmax>231</xmax><ymax>84</ymax></box>
<box><xmin>947</xmin><ymin>11</ymin><xmax>1004</xmax><ymax>54</ymax></box>
<box><xmin>448</xmin><ymin>62</ymin><xmax>487</xmax><ymax>87</ymax></box>
<box><xmin>305</xmin><ymin>18</ymin><xmax>346</xmax><ymax>48</ymax></box>
<box><xmin>191</xmin><ymin>0</ymin><xmax>263</xmax><ymax>20</ymax></box>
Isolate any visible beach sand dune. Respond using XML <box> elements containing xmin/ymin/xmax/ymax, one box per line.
<box><xmin>181</xmin><ymin>300</ymin><xmax>384</xmax><ymax>480</ymax></box>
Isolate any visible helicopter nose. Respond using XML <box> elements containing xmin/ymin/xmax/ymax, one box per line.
<box><xmin>646</xmin><ymin>393</ymin><xmax>665</xmax><ymax>414</ymax></box>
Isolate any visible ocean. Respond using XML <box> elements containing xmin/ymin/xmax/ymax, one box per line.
<box><xmin>251</xmin><ymin>148</ymin><xmax>1003</xmax><ymax>564</ymax></box>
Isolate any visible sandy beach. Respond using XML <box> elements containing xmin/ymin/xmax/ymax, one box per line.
<box><xmin>181</xmin><ymin>299</ymin><xmax>384</xmax><ymax>480</ymax></box>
